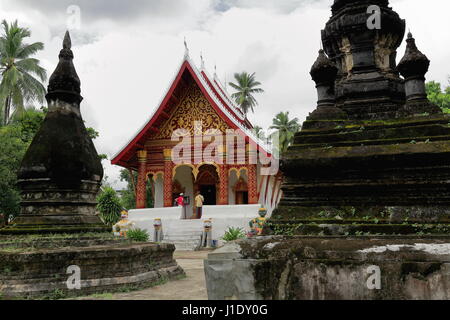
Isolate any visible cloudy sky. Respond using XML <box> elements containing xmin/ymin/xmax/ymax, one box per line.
<box><xmin>1</xmin><ymin>0</ymin><xmax>449</xmax><ymax>188</ymax></box>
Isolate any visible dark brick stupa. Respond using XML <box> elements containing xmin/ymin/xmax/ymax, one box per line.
<box><xmin>0</xmin><ymin>32</ymin><xmax>183</xmax><ymax>299</ymax></box>
<box><xmin>204</xmin><ymin>0</ymin><xmax>450</xmax><ymax>300</ymax></box>
<box><xmin>271</xmin><ymin>0</ymin><xmax>450</xmax><ymax>235</ymax></box>
<box><xmin>3</xmin><ymin>31</ymin><xmax>108</xmax><ymax>234</ymax></box>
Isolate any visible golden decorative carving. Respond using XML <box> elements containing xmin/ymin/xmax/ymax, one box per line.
<box><xmin>137</xmin><ymin>150</ymin><xmax>147</xmax><ymax>162</ymax></box>
<box><xmin>163</xmin><ymin>149</ymin><xmax>172</xmax><ymax>160</ymax></box>
<box><xmin>173</xmin><ymin>164</ymin><xmax>199</xmax><ymax>181</ymax></box>
<box><xmin>197</xmin><ymin>162</ymin><xmax>220</xmax><ymax>177</ymax></box>
<box><xmin>229</xmin><ymin>167</ymin><xmax>248</xmax><ymax>179</ymax></box>
<box><xmin>154</xmin><ymin>83</ymin><xmax>230</xmax><ymax>139</ymax></box>
<box><xmin>146</xmin><ymin>171</ymin><xmax>164</xmax><ymax>182</ymax></box>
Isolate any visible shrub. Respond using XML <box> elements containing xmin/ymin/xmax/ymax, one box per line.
<box><xmin>97</xmin><ymin>187</ymin><xmax>122</xmax><ymax>226</ymax></box>
<box><xmin>221</xmin><ymin>227</ymin><xmax>246</xmax><ymax>242</ymax></box>
<box><xmin>127</xmin><ymin>228</ymin><xmax>150</xmax><ymax>242</ymax></box>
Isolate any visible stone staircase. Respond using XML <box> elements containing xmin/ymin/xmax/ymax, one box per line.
<box><xmin>162</xmin><ymin>220</ymin><xmax>204</xmax><ymax>251</ymax></box>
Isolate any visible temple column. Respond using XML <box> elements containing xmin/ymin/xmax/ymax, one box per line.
<box><xmin>247</xmin><ymin>145</ymin><xmax>259</xmax><ymax>205</ymax></box>
<box><xmin>248</xmin><ymin>164</ymin><xmax>258</xmax><ymax>204</ymax></box>
<box><xmin>163</xmin><ymin>149</ymin><xmax>173</xmax><ymax>207</ymax></box>
<box><xmin>136</xmin><ymin>150</ymin><xmax>148</xmax><ymax>209</ymax></box>
<box><xmin>218</xmin><ymin>146</ymin><xmax>229</xmax><ymax>205</ymax></box>
<box><xmin>218</xmin><ymin>166</ymin><xmax>229</xmax><ymax>205</ymax></box>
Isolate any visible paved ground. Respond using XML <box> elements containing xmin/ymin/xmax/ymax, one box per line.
<box><xmin>76</xmin><ymin>250</ymin><xmax>209</xmax><ymax>300</ymax></box>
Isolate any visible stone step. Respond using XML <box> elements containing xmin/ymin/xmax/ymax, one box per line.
<box><xmin>163</xmin><ymin>240</ymin><xmax>201</xmax><ymax>251</ymax></box>
<box><xmin>163</xmin><ymin>237</ymin><xmax>201</xmax><ymax>242</ymax></box>
<box><xmin>163</xmin><ymin>237</ymin><xmax>200</xmax><ymax>241</ymax></box>
<box><xmin>165</xmin><ymin>233</ymin><xmax>202</xmax><ymax>238</ymax></box>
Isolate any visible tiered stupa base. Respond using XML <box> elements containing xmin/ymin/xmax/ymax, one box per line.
<box><xmin>269</xmin><ymin>112</ymin><xmax>450</xmax><ymax>237</ymax></box>
<box><xmin>0</xmin><ymin>180</ymin><xmax>110</xmax><ymax>235</ymax></box>
<box><xmin>0</xmin><ymin>234</ymin><xmax>184</xmax><ymax>299</ymax></box>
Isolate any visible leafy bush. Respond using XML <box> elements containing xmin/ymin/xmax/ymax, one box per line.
<box><xmin>97</xmin><ymin>187</ymin><xmax>122</xmax><ymax>226</ymax></box>
<box><xmin>0</xmin><ymin>125</ymin><xmax>29</xmax><ymax>224</ymax></box>
<box><xmin>127</xmin><ymin>228</ymin><xmax>150</xmax><ymax>242</ymax></box>
<box><xmin>221</xmin><ymin>227</ymin><xmax>246</xmax><ymax>242</ymax></box>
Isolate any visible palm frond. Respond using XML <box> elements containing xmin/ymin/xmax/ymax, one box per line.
<box><xmin>0</xmin><ymin>20</ymin><xmax>46</xmax><ymax>123</ymax></box>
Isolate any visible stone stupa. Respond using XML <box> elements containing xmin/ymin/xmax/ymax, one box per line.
<box><xmin>2</xmin><ymin>31</ymin><xmax>107</xmax><ymax>234</ymax></box>
<box><xmin>204</xmin><ymin>0</ymin><xmax>450</xmax><ymax>300</ymax></box>
<box><xmin>0</xmin><ymin>32</ymin><xmax>183</xmax><ymax>299</ymax></box>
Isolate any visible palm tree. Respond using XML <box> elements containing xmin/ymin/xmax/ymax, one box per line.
<box><xmin>253</xmin><ymin>125</ymin><xmax>266</xmax><ymax>140</ymax></box>
<box><xmin>0</xmin><ymin>20</ymin><xmax>47</xmax><ymax>125</ymax></box>
<box><xmin>270</xmin><ymin>111</ymin><xmax>300</xmax><ymax>153</ymax></box>
<box><xmin>229</xmin><ymin>72</ymin><xmax>264</xmax><ymax>116</ymax></box>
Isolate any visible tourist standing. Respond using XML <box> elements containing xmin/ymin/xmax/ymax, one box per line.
<box><xmin>195</xmin><ymin>192</ymin><xmax>205</xmax><ymax>219</ymax></box>
<box><xmin>177</xmin><ymin>193</ymin><xmax>187</xmax><ymax>219</ymax></box>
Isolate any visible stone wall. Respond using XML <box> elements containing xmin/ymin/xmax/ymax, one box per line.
<box><xmin>204</xmin><ymin>236</ymin><xmax>450</xmax><ymax>300</ymax></box>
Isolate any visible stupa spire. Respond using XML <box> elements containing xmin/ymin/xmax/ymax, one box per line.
<box><xmin>307</xmin><ymin>49</ymin><xmax>347</xmax><ymax>121</ymax></box>
<box><xmin>46</xmin><ymin>31</ymin><xmax>82</xmax><ymax>104</ymax></box>
<box><xmin>397</xmin><ymin>32</ymin><xmax>430</xmax><ymax>102</ymax></box>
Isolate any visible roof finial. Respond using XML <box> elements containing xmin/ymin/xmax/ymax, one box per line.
<box><xmin>200</xmin><ymin>51</ymin><xmax>205</xmax><ymax>69</ymax></box>
<box><xmin>407</xmin><ymin>29</ymin><xmax>413</xmax><ymax>39</ymax></box>
<box><xmin>184</xmin><ymin>37</ymin><xmax>189</xmax><ymax>58</ymax></box>
<box><xmin>63</xmin><ymin>30</ymin><xmax>72</xmax><ymax>49</ymax></box>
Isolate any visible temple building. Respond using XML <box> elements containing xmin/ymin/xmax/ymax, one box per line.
<box><xmin>112</xmin><ymin>50</ymin><xmax>282</xmax><ymax>217</ymax></box>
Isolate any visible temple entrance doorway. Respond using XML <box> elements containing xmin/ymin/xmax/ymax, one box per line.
<box><xmin>234</xmin><ymin>177</ymin><xmax>249</xmax><ymax>205</ymax></box>
<box><xmin>200</xmin><ymin>185</ymin><xmax>217</xmax><ymax>205</ymax></box>
<box><xmin>236</xmin><ymin>191</ymin><xmax>248</xmax><ymax>205</ymax></box>
<box><xmin>195</xmin><ymin>164</ymin><xmax>219</xmax><ymax>208</ymax></box>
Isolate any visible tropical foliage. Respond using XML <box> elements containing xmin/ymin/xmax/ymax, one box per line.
<box><xmin>127</xmin><ymin>228</ymin><xmax>150</xmax><ymax>242</ymax></box>
<box><xmin>270</xmin><ymin>111</ymin><xmax>301</xmax><ymax>153</ymax></box>
<box><xmin>0</xmin><ymin>108</ymin><xmax>44</xmax><ymax>224</ymax></box>
<box><xmin>229</xmin><ymin>72</ymin><xmax>264</xmax><ymax>116</ymax></box>
<box><xmin>0</xmin><ymin>20</ymin><xmax>47</xmax><ymax>125</ymax></box>
<box><xmin>426</xmin><ymin>80</ymin><xmax>450</xmax><ymax>113</ymax></box>
<box><xmin>253</xmin><ymin>125</ymin><xmax>266</xmax><ymax>141</ymax></box>
<box><xmin>97</xmin><ymin>187</ymin><xmax>123</xmax><ymax>226</ymax></box>
<box><xmin>119</xmin><ymin>169</ymin><xmax>154</xmax><ymax>210</ymax></box>
<box><xmin>221</xmin><ymin>227</ymin><xmax>246</xmax><ymax>242</ymax></box>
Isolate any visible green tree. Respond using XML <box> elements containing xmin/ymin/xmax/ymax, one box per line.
<box><xmin>119</xmin><ymin>169</ymin><xmax>154</xmax><ymax>210</ymax></box>
<box><xmin>97</xmin><ymin>187</ymin><xmax>123</xmax><ymax>226</ymax></box>
<box><xmin>253</xmin><ymin>125</ymin><xmax>266</xmax><ymax>140</ymax></box>
<box><xmin>0</xmin><ymin>125</ymin><xmax>28</xmax><ymax>224</ymax></box>
<box><xmin>0</xmin><ymin>108</ymin><xmax>46</xmax><ymax>224</ymax></box>
<box><xmin>270</xmin><ymin>111</ymin><xmax>300</xmax><ymax>153</ymax></box>
<box><xmin>10</xmin><ymin>106</ymin><xmax>46</xmax><ymax>141</ymax></box>
<box><xmin>426</xmin><ymin>80</ymin><xmax>450</xmax><ymax>113</ymax></box>
<box><xmin>0</xmin><ymin>20</ymin><xmax>47</xmax><ymax>125</ymax></box>
<box><xmin>229</xmin><ymin>72</ymin><xmax>264</xmax><ymax>116</ymax></box>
